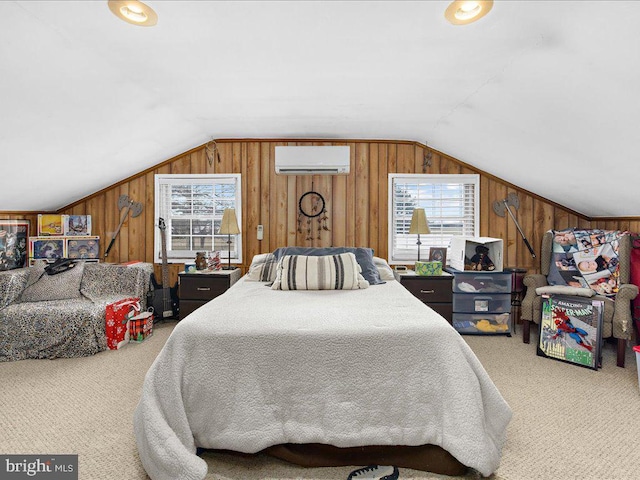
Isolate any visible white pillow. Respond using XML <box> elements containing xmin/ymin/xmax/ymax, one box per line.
<box><xmin>373</xmin><ymin>256</ymin><xmax>395</xmax><ymax>281</ymax></box>
<box><xmin>536</xmin><ymin>285</ymin><xmax>595</xmax><ymax>297</ymax></box>
<box><xmin>249</xmin><ymin>253</ymin><xmax>269</xmax><ymax>265</ymax></box>
<box><xmin>272</xmin><ymin>253</ymin><xmax>369</xmax><ymax>290</ymax></box>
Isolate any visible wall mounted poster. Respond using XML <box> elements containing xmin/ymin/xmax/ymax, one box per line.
<box><xmin>537</xmin><ymin>294</ymin><xmax>604</xmax><ymax>370</ymax></box>
<box><xmin>0</xmin><ymin>220</ymin><xmax>30</xmax><ymax>270</ymax></box>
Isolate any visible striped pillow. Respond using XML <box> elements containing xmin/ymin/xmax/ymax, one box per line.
<box><xmin>245</xmin><ymin>253</ymin><xmax>279</xmax><ymax>282</ymax></box>
<box><xmin>272</xmin><ymin>253</ymin><xmax>369</xmax><ymax>290</ymax></box>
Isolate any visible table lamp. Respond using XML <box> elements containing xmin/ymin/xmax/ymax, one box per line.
<box><xmin>409</xmin><ymin>208</ymin><xmax>431</xmax><ymax>262</ymax></box>
<box><xmin>218</xmin><ymin>208</ymin><xmax>240</xmax><ymax>270</ymax></box>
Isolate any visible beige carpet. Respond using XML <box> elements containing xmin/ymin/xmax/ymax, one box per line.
<box><xmin>1</xmin><ymin>321</ymin><xmax>639</xmax><ymax>480</ymax></box>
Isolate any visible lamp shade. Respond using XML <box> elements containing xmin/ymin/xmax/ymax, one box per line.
<box><xmin>219</xmin><ymin>208</ymin><xmax>240</xmax><ymax>235</ymax></box>
<box><xmin>409</xmin><ymin>208</ymin><xmax>431</xmax><ymax>235</ymax></box>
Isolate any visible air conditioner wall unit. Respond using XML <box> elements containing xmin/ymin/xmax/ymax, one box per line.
<box><xmin>275</xmin><ymin>146</ymin><xmax>350</xmax><ymax>175</ymax></box>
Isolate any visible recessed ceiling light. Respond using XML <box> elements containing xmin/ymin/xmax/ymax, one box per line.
<box><xmin>444</xmin><ymin>0</ymin><xmax>493</xmax><ymax>25</ymax></box>
<box><xmin>108</xmin><ymin>0</ymin><xmax>158</xmax><ymax>27</ymax></box>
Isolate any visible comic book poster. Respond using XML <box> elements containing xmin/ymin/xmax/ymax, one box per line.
<box><xmin>30</xmin><ymin>237</ymin><xmax>65</xmax><ymax>260</ymax></box>
<box><xmin>66</xmin><ymin>237</ymin><xmax>99</xmax><ymax>260</ymax></box>
<box><xmin>63</xmin><ymin>215</ymin><xmax>92</xmax><ymax>236</ymax></box>
<box><xmin>537</xmin><ymin>294</ymin><xmax>604</xmax><ymax>370</ymax></box>
<box><xmin>37</xmin><ymin>214</ymin><xmax>64</xmax><ymax>236</ymax></box>
<box><xmin>0</xmin><ymin>220</ymin><xmax>30</xmax><ymax>270</ymax></box>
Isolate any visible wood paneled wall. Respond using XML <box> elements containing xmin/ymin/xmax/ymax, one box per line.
<box><xmin>4</xmin><ymin>139</ymin><xmax>640</xmax><ymax>285</ymax></box>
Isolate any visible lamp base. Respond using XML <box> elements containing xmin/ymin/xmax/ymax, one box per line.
<box><xmin>221</xmin><ymin>266</ymin><xmax>236</xmax><ymax>271</ymax></box>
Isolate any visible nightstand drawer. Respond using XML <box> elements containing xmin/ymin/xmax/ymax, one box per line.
<box><xmin>401</xmin><ymin>278</ymin><xmax>453</xmax><ymax>303</ymax></box>
<box><xmin>179</xmin><ymin>278</ymin><xmax>228</xmax><ymax>300</ymax></box>
<box><xmin>178</xmin><ymin>269</ymin><xmax>241</xmax><ymax>321</ymax></box>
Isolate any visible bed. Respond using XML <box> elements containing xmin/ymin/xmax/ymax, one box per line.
<box><xmin>134</xmin><ymin>252</ymin><xmax>512</xmax><ymax>480</ymax></box>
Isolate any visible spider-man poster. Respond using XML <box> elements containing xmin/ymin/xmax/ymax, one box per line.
<box><xmin>537</xmin><ymin>294</ymin><xmax>604</xmax><ymax>370</ymax></box>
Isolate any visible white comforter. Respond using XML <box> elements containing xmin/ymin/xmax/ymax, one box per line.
<box><xmin>134</xmin><ymin>277</ymin><xmax>512</xmax><ymax>479</ymax></box>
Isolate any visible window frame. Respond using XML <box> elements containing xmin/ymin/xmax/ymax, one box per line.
<box><xmin>387</xmin><ymin>173</ymin><xmax>480</xmax><ymax>265</ymax></box>
<box><xmin>154</xmin><ymin>173</ymin><xmax>242</xmax><ymax>264</ymax></box>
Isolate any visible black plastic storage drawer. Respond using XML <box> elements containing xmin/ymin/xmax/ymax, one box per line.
<box><xmin>452</xmin><ymin>312</ymin><xmax>511</xmax><ymax>335</ymax></box>
<box><xmin>452</xmin><ymin>272</ymin><xmax>511</xmax><ymax>294</ymax></box>
<box><xmin>453</xmin><ymin>293</ymin><xmax>512</xmax><ymax>313</ymax></box>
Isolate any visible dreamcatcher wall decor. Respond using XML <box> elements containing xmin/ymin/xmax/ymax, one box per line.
<box><xmin>297</xmin><ymin>190</ymin><xmax>330</xmax><ymax>241</ymax></box>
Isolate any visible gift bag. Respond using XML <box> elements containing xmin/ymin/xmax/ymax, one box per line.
<box><xmin>129</xmin><ymin>311</ymin><xmax>154</xmax><ymax>343</ymax></box>
<box><xmin>105</xmin><ymin>297</ymin><xmax>141</xmax><ymax>350</ymax></box>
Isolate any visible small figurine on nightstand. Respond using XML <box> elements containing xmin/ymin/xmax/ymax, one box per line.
<box><xmin>467</xmin><ymin>245</ymin><xmax>496</xmax><ymax>271</ymax></box>
<box><xmin>195</xmin><ymin>252</ymin><xmax>208</xmax><ymax>270</ymax></box>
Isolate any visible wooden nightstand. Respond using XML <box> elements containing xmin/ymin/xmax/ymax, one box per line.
<box><xmin>178</xmin><ymin>269</ymin><xmax>241</xmax><ymax>320</ymax></box>
<box><xmin>396</xmin><ymin>270</ymin><xmax>453</xmax><ymax>323</ymax></box>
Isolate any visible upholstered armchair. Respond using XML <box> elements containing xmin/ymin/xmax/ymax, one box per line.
<box><xmin>521</xmin><ymin>230</ymin><xmax>638</xmax><ymax>367</ymax></box>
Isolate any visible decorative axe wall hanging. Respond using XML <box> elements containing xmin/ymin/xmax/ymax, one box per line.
<box><xmin>297</xmin><ymin>190</ymin><xmax>330</xmax><ymax>241</ymax></box>
<box><xmin>104</xmin><ymin>194</ymin><xmax>143</xmax><ymax>258</ymax></box>
<box><xmin>492</xmin><ymin>192</ymin><xmax>536</xmax><ymax>258</ymax></box>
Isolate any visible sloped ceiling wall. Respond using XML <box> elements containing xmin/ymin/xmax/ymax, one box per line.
<box><xmin>57</xmin><ymin>139</ymin><xmax>601</xmax><ymax>277</ymax></box>
<box><xmin>1</xmin><ymin>1</ymin><xmax>639</xmax><ymax>216</ymax></box>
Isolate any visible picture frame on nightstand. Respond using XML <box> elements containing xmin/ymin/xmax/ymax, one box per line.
<box><xmin>429</xmin><ymin>247</ymin><xmax>447</xmax><ymax>267</ymax></box>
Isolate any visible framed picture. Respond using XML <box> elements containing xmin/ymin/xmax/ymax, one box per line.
<box><xmin>66</xmin><ymin>236</ymin><xmax>100</xmax><ymax>259</ymax></box>
<box><xmin>30</xmin><ymin>237</ymin><xmax>65</xmax><ymax>260</ymax></box>
<box><xmin>0</xmin><ymin>220</ymin><xmax>30</xmax><ymax>270</ymax></box>
<box><xmin>537</xmin><ymin>294</ymin><xmax>604</xmax><ymax>370</ymax></box>
<box><xmin>37</xmin><ymin>214</ymin><xmax>64</xmax><ymax>236</ymax></box>
<box><xmin>63</xmin><ymin>215</ymin><xmax>92</xmax><ymax>236</ymax></box>
<box><xmin>429</xmin><ymin>247</ymin><xmax>447</xmax><ymax>266</ymax></box>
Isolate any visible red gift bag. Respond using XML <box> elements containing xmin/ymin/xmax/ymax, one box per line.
<box><xmin>129</xmin><ymin>311</ymin><xmax>154</xmax><ymax>342</ymax></box>
<box><xmin>105</xmin><ymin>297</ymin><xmax>141</xmax><ymax>350</ymax></box>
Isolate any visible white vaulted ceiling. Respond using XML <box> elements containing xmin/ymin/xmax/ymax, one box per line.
<box><xmin>1</xmin><ymin>1</ymin><xmax>638</xmax><ymax>216</ymax></box>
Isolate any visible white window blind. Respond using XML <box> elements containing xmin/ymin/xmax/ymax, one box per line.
<box><xmin>388</xmin><ymin>174</ymin><xmax>479</xmax><ymax>264</ymax></box>
<box><xmin>154</xmin><ymin>174</ymin><xmax>242</xmax><ymax>263</ymax></box>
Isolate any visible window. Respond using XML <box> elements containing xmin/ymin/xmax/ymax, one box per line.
<box><xmin>388</xmin><ymin>174</ymin><xmax>479</xmax><ymax>264</ymax></box>
<box><xmin>154</xmin><ymin>174</ymin><xmax>242</xmax><ymax>264</ymax></box>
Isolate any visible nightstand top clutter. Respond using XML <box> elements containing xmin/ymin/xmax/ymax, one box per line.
<box><xmin>179</xmin><ymin>268</ymin><xmax>240</xmax><ymax>276</ymax></box>
<box><xmin>394</xmin><ymin>269</ymin><xmax>452</xmax><ymax>278</ymax></box>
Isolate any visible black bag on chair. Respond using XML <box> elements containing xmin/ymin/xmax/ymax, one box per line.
<box><xmin>44</xmin><ymin>258</ymin><xmax>77</xmax><ymax>275</ymax></box>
